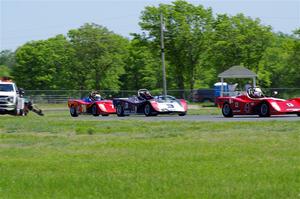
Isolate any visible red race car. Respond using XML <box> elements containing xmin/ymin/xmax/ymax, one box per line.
<box><xmin>67</xmin><ymin>91</ymin><xmax>116</xmax><ymax>117</ymax></box>
<box><xmin>217</xmin><ymin>87</ymin><xmax>300</xmax><ymax>117</ymax></box>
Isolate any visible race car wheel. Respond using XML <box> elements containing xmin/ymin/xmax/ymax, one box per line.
<box><xmin>144</xmin><ymin>103</ymin><xmax>155</xmax><ymax>116</ymax></box>
<box><xmin>116</xmin><ymin>104</ymin><xmax>125</xmax><ymax>117</ymax></box>
<box><xmin>259</xmin><ymin>102</ymin><xmax>270</xmax><ymax>117</ymax></box>
<box><xmin>92</xmin><ymin>105</ymin><xmax>100</xmax><ymax>116</ymax></box>
<box><xmin>178</xmin><ymin>112</ymin><xmax>186</xmax><ymax>116</ymax></box>
<box><xmin>222</xmin><ymin>103</ymin><xmax>233</xmax><ymax>117</ymax></box>
<box><xmin>70</xmin><ymin>105</ymin><xmax>78</xmax><ymax>117</ymax></box>
<box><xmin>297</xmin><ymin>113</ymin><xmax>300</xmax><ymax>117</ymax></box>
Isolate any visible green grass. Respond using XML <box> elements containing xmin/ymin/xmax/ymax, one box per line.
<box><xmin>0</xmin><ymin>109</ymin><xmax>299</xmax><ymax>199</ymax></box>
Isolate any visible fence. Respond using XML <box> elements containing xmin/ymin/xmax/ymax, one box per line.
<box><xmin>25</xmin><ymin>88</ymin><xmax>300</xmax><ymax>104</ymax></box>
<box><xmin>25</xmin><ymin>89</ymin><xmax>193</xmax><ymax>104</ymax></box>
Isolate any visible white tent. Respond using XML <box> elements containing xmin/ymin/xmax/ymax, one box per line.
<box><xmin>218</xmin><ymin>66</ymin><xmax>258</xmax><ymax>96</ymax></box>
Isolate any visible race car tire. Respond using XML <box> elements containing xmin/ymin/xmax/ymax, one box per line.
<box><xmin>70</xmin><ymin>105</ymin><xmax>78</xmax><ymax>117</ymax></box>
<box><xmin>116</xmin><ymin>104</ymin><xmax>125</xmax><ymax>117</ymax></box>
<box><xmin>178</xmin><ymin>112</ymin><xmax>186</xmax><ymax>116</ymax></box>
<box><xmin>297</xmin><ymin>113</ymin><xmax>300</xmax><ymax>117</ymax></box>
<box><xmin>259</xmin><ymin>102</ymin><xmax>270</xmax><ymax>117</ymax></box>
<box><xmin>144</xmin><ymin>103</ymin><xmax>156</xmax><ymax>116</ymax></box>
<box><xmin>222</xmin><ymin>103</ymin><xmax>233</xmax><ymax>117</ymax></box>
<box><xmin>92</xmin><ymin>105</ymin><xmax>100</xmax><ymax>116</ymax></box>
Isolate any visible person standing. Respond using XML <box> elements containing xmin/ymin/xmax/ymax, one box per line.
<box><xmin>245</xmin><ymin>81</ymin><xmax>252</xmax><ymax>91</ymax></box>
<box><xmin>228</xmin><ymin>83</ymin><xmax>238</xmax><ymax>96</ymax></box>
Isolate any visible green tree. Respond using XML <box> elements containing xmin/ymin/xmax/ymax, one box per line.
<box><xmin>13</xmin><ymin>35</ymin><xmax>74</xmax><ymax>89</ymax></box>
<box><xmin>121</xmin><ymin>34</ymin><xmax>161</xmax><ymax>91</ymax></box>
<box><xmin>258</xmin><ymin>33</ymin><xmax>295</xmax><ymax>87</ymax></box>
<box><xmin>284</xmin><ymin>29</ymin><xmax>300</xmax><ymax>87</ymax></box>
<box><xmin>0</xmin><ymin>50</ymin><xmax>15</xmax><ymax>77</ymax></box>
<box><xmin>0</xmin><ymin>50</ymin><xmax>15</xmax><ymax>69</ymax></box>
<box><xmin>0</xmin><ymin>65</ymin><xmax>11</xmax><ymax>77</ymax></box>
<box><xmin>207</xmin><ymin>13</ymin><xmax>273</xmax><ymax>86</ymax></box>
<box><xmin>68</xmin><ymin>23</ymin><xmax>129</xmax><ymax>91</ymax></box>
<box><xmin>139</xmin><ymin>0</ymin><xmax>214</xmax><ymax>95</ymax></box>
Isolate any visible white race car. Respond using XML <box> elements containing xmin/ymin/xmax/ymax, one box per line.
<box><xmin>113</xmin><ymin>89</ymin><xmax>188</xmax><ymax>117</ymax></box>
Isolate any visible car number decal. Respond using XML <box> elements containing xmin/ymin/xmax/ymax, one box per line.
<box><xmin>286</xmin><ymin>103</ymin><xmax>294</xmax><ymax>107</ymax></box>
<box><xmin>167</xmin><ymin>104</ymin><xmax>174</xmax><ymax>108</ymax></box>
<box><xmin>235</xmin><ymin>102</ymin><xmax>239</xmax><ymax>108</ymax></box>
<box><xmin>244</xmin><ymin>103</ymin><xmax>250</xmax><ymax>113</ymax></box>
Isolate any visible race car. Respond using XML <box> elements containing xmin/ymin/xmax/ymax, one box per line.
<box><xmin>113</xmin><ymin>89</ymin><xmax>187</xmax><ymax>117</ymax></box>
<box><xmin>217</xmin><ymin>87</ymin><xmax>300</xmax><ymax>117</ymax></box>
<box><xmin>67</xmin><ymin>91</ymin><xmax>116</xmax><ymax>117</ymax></box>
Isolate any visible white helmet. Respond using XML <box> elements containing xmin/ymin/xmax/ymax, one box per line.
<box><xmin>90</xmin><ymin>91</ymin><xmax>101</xmax><ymax>101</ymax></box>
<box><xmin>94</xmin><ymin>94</ymin><xmax>101</xmax><ymax>101</ymax></box>
<box><xmin>253</xmin><ymin>88</ymin><xmax>263</xmax><ymax>97</ymax></box>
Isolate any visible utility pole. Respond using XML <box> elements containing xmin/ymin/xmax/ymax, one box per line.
<box><xmin>160</xmin><ymin>12</ymin><xmax>167</xmax><ymax>97</ymax></box>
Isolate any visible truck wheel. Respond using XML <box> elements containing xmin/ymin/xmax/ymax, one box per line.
<box><xmin>13</xmin><ymin>108</ymin><xmax>19</xmax><ymax>116</ymax></box>
<box><xmin>116</xmin><ymin>104</ymin><xmax>125</xmax><ymax>117</ymax></box>
<box><xmin>70</xmin><ymin>105</ymin><xmax>78</xmax><ymax>117</ymax></box>
<box><xmin>92</xmin><ymin>104</ymin><xmax>100</xmax><ymax>116</ymax></box>
<box><xmin>19</xmin><ymin>109</ymin><xmax>26</xmax><ymax>116</ymax></box>
<box><xmin>259</xmin><ymin>102</ymin><xmax>270</xmax><ymax>117</ymax></box>
<box><xmin>222</xmin><ymin>103</ymin><xmax>233</xmax><ymax>117</ymax></box>
<box><xmin>13</xmin><ymin>108</ymin><xmax>23</xmax><ymax>116</ymax></box>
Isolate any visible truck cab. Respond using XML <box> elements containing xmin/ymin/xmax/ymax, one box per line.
<box><xmin>0</xmin><ymin>78</ymin><xmax>25</xmax><ymax>115</ymax></box>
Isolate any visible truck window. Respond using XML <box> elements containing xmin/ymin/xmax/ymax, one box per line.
<box><xmin>0</xmin><ymin>84</ymin><xmax>14</xmax><ymax>92</ymax></box>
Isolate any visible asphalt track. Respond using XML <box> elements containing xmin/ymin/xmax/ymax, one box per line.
<box><xmin>73</xmin><ymin>114</ymin><xmax>300</xmax><ymax>122</ymax></box>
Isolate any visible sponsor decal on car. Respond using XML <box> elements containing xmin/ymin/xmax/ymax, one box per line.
<box><xmin>286</xmin><ymin>108</ymin><xmax>300</xmax><ymax>111</ymax></box>
<box><xmin>271</xmin><ymin>102</ymin><xmax>281</xmax><ymax>111</ymax></box>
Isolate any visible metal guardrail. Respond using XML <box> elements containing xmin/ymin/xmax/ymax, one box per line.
<box><xmin>25</xmin><ymin>88</ymin><xmax>300</xmax><ymax>104</ymax></box>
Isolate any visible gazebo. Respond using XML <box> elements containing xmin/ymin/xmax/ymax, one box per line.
<box><xmin>218</xmin><ymin>65</ymin><xmax>258</xmax><ymax>96</ymax></box>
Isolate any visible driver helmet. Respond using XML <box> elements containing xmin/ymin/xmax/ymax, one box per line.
<box><xmin>138</xmin><ymin>89</ymin><xmax>152</xmax><ymax>99</ymax></box>
<box><xmin>90</xmin><ymin>91</ymin><xmax>101</xmax><ymax>101</ymax></box>
<box><xmin>253</xmin><ymin>87</ymin><xmax>263</xmax><ymax>97</ymax></box>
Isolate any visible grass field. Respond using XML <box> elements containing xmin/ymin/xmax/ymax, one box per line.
<box><xmin>0</xmin><ymin>108</ymin><xmax>299</xmax><ymax>199</ymax></box>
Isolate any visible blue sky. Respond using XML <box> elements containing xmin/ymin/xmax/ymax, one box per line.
<box><xmin>1</xmin><ymin>0</ymin><xmax>299</xmax><ymax>51</ymax></box>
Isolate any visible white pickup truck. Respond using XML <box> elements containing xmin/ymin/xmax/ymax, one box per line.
<box><xmin>0</xmin><ymin>79</ymin><xmax>25</xmax><ymax>116</ymax></box>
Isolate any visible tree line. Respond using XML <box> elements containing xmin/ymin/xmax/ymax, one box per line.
<box><xmin>1</xmin><ymin>0</ymin><xmax>299</xmax><ymax>95</ymax></box>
